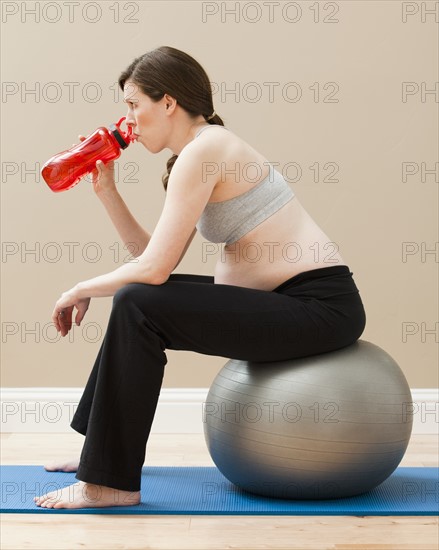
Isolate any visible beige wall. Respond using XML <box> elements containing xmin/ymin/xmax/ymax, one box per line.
<box><xmin>1</xmin><ymin>1</ymin><xmax>438</xmax><ymax>389</ymax></box>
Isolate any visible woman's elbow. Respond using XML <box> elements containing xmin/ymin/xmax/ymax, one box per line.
<box><xmin>144</xmin><ymin>266</ymin><xmax>168</xmax><ymax>285</ymax></box>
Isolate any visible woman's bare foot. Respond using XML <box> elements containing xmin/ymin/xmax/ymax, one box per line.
<box><xmin>44</xmin><ymin>458</ymin><xmax>80</xmax><ymax>473</ymax></box>
<box><xmin>34</xmin><ymin>480</ymin><xmax>141</xmax><ymax>509</ymax></box>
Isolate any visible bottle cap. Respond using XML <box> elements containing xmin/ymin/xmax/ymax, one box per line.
<box><xmin>109</xmin><ymin>117</ymin><xmax>133</xmax><ymax>149</ymax></box>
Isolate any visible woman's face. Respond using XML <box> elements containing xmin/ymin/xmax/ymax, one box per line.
<box><xmin>123</xmin><ymin>80</ymin><xmax>168</xmax><ymax>152</ymax></box>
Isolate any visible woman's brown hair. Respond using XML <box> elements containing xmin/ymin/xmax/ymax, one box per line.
<box><xmin>118</xmin><ymin>46</ymin><xmax>225</xmax><ymax>191</ymax></box>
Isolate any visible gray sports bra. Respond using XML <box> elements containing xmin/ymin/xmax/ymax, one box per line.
<box><xmin>194</xmin><ymin>125</ymin><xmax>295</xmax><ymax>245</ymax></box>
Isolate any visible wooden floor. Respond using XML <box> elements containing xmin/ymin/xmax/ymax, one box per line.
<box><xmin>1</xmin><ymin>432</ymin><xmax>438</xmax><ymax>549</ymax></box>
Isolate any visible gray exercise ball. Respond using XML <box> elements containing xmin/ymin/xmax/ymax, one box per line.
<box><xmin>203</xmin><ymin>340</ymin><xmax>413</xmax><ymax>500</ymax></box>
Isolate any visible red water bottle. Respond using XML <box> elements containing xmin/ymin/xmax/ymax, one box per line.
<box><xmin>41</xmin><ymin>116</ymin><xmax>134</xmax><ymax>192</ymax></box>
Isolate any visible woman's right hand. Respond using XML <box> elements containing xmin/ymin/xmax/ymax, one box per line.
<box><xmin>77</xmin><ymin>135</ymin><xmax>117</xmax><ymax>196</ymax></box>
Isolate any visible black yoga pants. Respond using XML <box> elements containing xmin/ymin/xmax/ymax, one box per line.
<box><xmin>70</xmin><ymin>264</ymin><xmax>366</xmax><ymax>492</ymax></box>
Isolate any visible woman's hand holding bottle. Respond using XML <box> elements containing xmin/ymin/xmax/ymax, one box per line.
<box><xmin>76</xmin><ymin>134</ymin><xmax>117</xmax><ymax>196</ymax></box>
<box><xmin>42</xmin><ymin>116</ymin><xmax>132</xmax><ymax>192</ymax></box>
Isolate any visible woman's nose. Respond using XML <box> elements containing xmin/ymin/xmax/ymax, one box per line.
<box><xmin>125</xmin><ymin>111</ymin><xmax>136</xmax><ymax>128</ymax></box>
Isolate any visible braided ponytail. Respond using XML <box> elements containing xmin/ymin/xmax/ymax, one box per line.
<box><xmin>163</xmin><ymin>154</ymin><xmax>178</xmax><ymax>191</ymax></box>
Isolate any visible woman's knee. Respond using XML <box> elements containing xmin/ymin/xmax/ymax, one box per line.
<box><xmin>113</xmin><ymin>283</ymin><xmax>140</xmax><ymax>304</ymax></box>
<box><xmin>112</xmin><ymin>283</ymin><xmax>156</xmax><ymax>310</ymax></box>
<box><xmin>112</xmin><ymin>282</ymin><xmax>171</xmax><ymax>317</ymax></box>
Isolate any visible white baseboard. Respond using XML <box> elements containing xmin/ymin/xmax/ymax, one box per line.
<box><xmin>1</xmin><ymin>388</ymin><xmax>438</xmax><ymax>435</ymax></box>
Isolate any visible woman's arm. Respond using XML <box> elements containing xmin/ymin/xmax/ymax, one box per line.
<box><xmin>77</xmin><ymin>136</ymin><xmax>150</xmax><ymax>257</ymax></box>
<box><xmin>52</xmin><ymin>139</ymin><xmax>217</xmax><ymax>336</ymax></box>
<box><xmin>98</xmin><ymin>188</ymin><xmax>151</xmax><ymax>257</ymax></box>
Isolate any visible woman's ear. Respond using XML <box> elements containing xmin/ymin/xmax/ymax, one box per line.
<box><xmin>163</xmin><ymin>93</ymin><xmax>177</xmax><ymax>114</ymax></box>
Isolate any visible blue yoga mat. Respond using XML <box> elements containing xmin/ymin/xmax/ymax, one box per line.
<box><xmin>0</xmin><ymin>466</ymin><xmax>437</xmax><ymax>515</ymax></box>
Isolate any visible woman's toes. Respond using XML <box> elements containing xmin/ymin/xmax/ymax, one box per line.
<box><xmin>44</xmin><ymin>459</ymin><xmax>79</xmax><ymax>472</ymax></box>
<box><xmin>35</xmin><ymin>493</ymin><xmax>52</xmax><ymax>506</ymax></box>
<box><xmin>52</xmin><ymin>501</ymin><xmax>64</xmax><ymax>509</ymax></box>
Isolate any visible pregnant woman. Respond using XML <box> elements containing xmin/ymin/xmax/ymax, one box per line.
<box><xmin>35</xmin><ymin>46</ymin><xmax>366</xmax><ymax>509</ymax></box>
